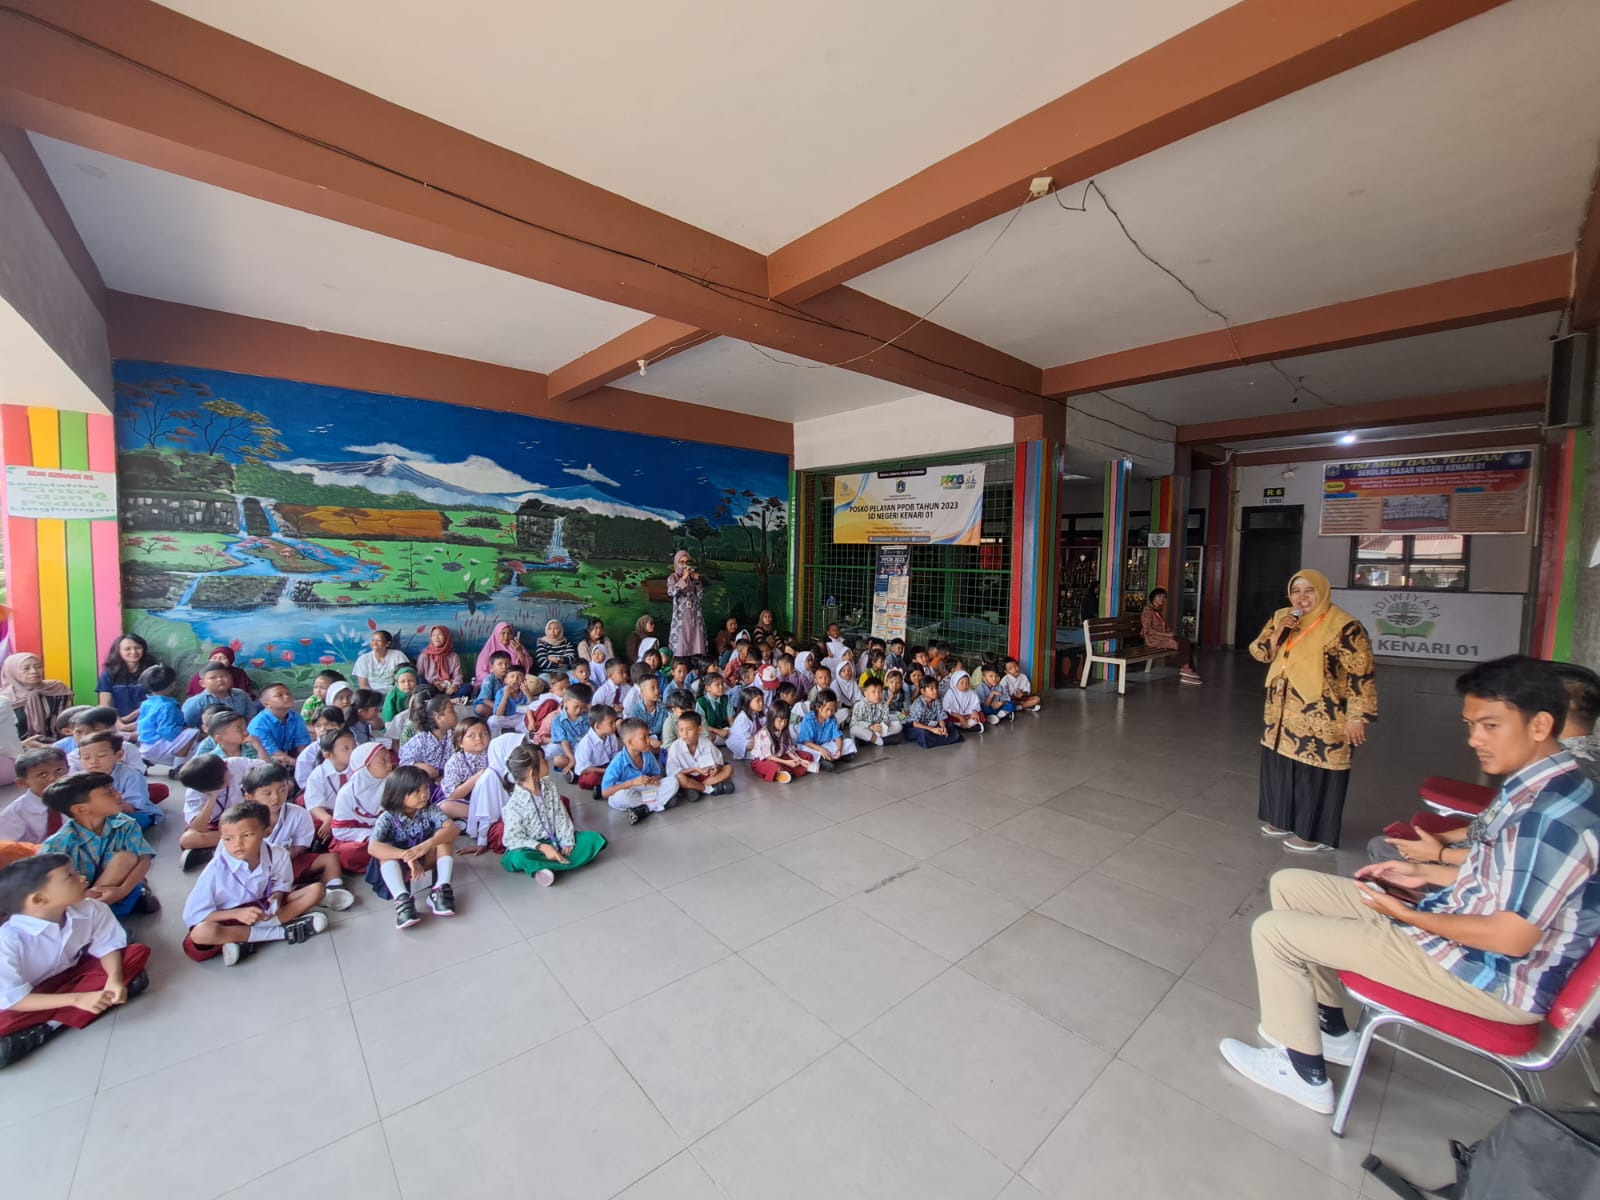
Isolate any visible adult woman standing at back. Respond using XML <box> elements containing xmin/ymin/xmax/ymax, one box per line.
<box><xmin>1250</xmin><ymin>569</ymin><xmax>1376</xmax><ymax>853</ymax></box>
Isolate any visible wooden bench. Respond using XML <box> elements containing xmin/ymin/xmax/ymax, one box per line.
<box><xmin>1079</xmin><ymin>615</ymin><xmax>1174</xmax><ymax>694</ymax></box>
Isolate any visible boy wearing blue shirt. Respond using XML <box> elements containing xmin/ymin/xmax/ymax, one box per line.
<box><xmin>486</xmin><ymin>665</ymin><xmax>531</xmax><ymax>734</ymax></box>
<box><xmin>601</xmin><ymin>717</ymin><xmax>676</xmax><ymax>825</ymax></box>
<box><xmin>135</xmin><ymin>664</ymin><xmax>200</xmax><ymax>766</ymax></box>
<box><xmin>247</xmin><ymin>683</ymin><xmax>311</xmax><ymax>769</ymax></box>
<box><xmin>182</xmin><ymin>664</ymin><xmax>258</xmax><ymax>728</ymax></box>
<box><xmin>796</xmin><ymin>690</ymin><xmax>857</xmax><ymax>772</ymax></box>
<box><xmin>627</xmin><ymin>676</ymin><xmax>667</xmax><ymax>750</ymax></box>
<box><xmin>548</xmin><ymin>684</ymin><xmax>592</xmax><ymax>779</ymax></box>
<box><xmin>41</xmin><ymin>773</ymin><xmax>159</xmax><ymax>916</ymax></box>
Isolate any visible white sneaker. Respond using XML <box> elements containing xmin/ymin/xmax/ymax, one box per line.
<box><xmin>987</xmin><ymin>714</ymin><xmax>1000</xmax><ymax>726</ymax></box>
<box><xmin>1256</xmin><ymin>1023</ymin><xmax>1359</xmax><ymax>1067</ymax></box>
<box><xmin>222</xmin><ymin>942</ymin><xmax>244</xmax><ymax>967</ymax></box>
<box><xmin>534</xmin><ymin>868</ymin><xmax>556</xmax><ymax>887</ymax></box>
<box><xmin>323</xmin><ymin>887</ymin><xmax>355</xmax><ymax>911</ymax></box>
<box><xmin>1260</xmin><ymin>824</ymin><xmax>1292</xmax><ymax>838</ymax></box>
<box><xmin>1218</xmin><ymin>1040</ymin><xmax>1334</xmax><ymax>1113</ymax></box>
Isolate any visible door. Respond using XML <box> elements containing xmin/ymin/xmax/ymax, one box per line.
<box><xmin>1234</xmin><ymin>505</ymin><xmax>1304</xmax><ymax>648</ymax></box>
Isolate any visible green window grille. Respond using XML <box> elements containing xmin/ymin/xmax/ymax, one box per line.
<box><xmin>798</xmin><ymin>447</ymin><xmax>1015</xmax><ymax>663</ymax></box>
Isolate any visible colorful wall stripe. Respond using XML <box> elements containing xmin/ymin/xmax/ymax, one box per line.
<box><xmin>1008</xmin><ymin>439</ymin><xmax>1059</xmax><ymax>689</ymax></box>
<box><xmin>1531</xmin><ymin>430</ymin><xmax>1586</xmax><ymax>660</ymax></box>
<box><xmin>0</xmin><ymin>404</ymin><xmax>123</xmax><ymax>701</ymax></box>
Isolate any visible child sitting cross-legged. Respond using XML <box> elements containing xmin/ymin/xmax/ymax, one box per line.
<box><xmin>135</xmin><ymin>664</ymin><xmax>199</xmax><ymax>768</ymax></box>
<box><xmin>440</xmin><ymin>716</ymin><xmax>491</xmax><ymax>821</ymax></box>
<box><xmin>0</xmin><ymin>853</ymin><xmax>150</xmax><ymax>1067</ymax></box>
<box><xmin>330</xmin><ymin>742</ymin><xmax>394</xmax><ymax>876</ymax></box>
<box><xmin>500</xmin><ymin>742</ymin><xmax>607</xmax><ymax>887</ymax></box>
<box><xmin>574</xmin><ymin>704</ymin><xmax>621</xmax><ymax>798</ymax></box>
<box><xmin>908</xmin><ymin>677</ymin><xmax>964</xmax><ymax>748</ymax></box>
<box><xmin>41</xmin><ymin>772</ymin><xmax>159</xmax><ymax>917</ymax></box>
<box><xmin>302</xmin><ymin>727</ymin><xmax>355</xmax><ymax>847</ymax></box>
<box><xmin>193</xmin><ymin>706</ymin><xmax>267</xmax><ymax>762</ymax></box>
<box><xmin>602</xmin><ymin>717</ymin><xmax>676</xmax><ymax>825</ymax></box>
<box><xmin>975</xmin><ymin>664</ymin><xmax>1017</xmax><ymax>726</ymax></box>
<box><xmin>75</xmin><ymin>731</ymin><xmax>163</xmax><ymax>828</ymax></box>
<box><xmin>1000</xmin><ymin>657</ymin><xmax>1043</xmax><ymax>713</ymax></box>
<box><xmin>547</xmin><ymin>683</ymin><xmax>593</xmax><ymax>778</ymax></box>
<box><xmin>367</xmin><ymin>765</ymin><xmax>458</xmax><ymax>930</ymax></box>
<box><xmin>796</xmin><ymin>689</ymin><xmax>857</xmax><ymax>772</ymax></box>
<box><xmin>696</xmin><ymin>673</ymin><xmax>732</xmax><ymax>746</ymax></box>
<box><xmin>248</xmin><ymin>682</ymin><xmax>312</xmax><ymax>770</ymax></box>
<box><xmin>628</xmin><ymin>674</ymin><xmax>667</xmax><ymax>751</ymax></box>
<box><xmin>175</xmin><ymin>752</ymin><xmax>254</xmax><ymax>872</ymax></box>
<box><xmin>659</xmin><ymin>688</ymin><xmax>693</xmax><ymax>756</ymax></box>
<box><xmin>665</xmin><ymin>710</ymin><xmax>735</xmax><ymax>800</ymax></box>
<box><xmin>848</xmin><ymin>677</ymin><xmax>902</xmax><ymax>747</ymax></box>
<box><xmin>397</xmin><ymin>693</ymin><xmax>457</xmax><ymax>783</ymax></box>
<box><xmin>726</xmin><ymin>689</ymin><xmax>765</xmax><ymax>761</ymax></box>
<box><xmin>942</xmin><ymin>669</ymin><xmax>986</xmax><ymax>732</ymax></box>
<box><xmin>181</xmin><ymin>800</ymin><xmax>329</xmax><ymax>967</ymax></box>
<box><xmin>244</xmin><ymin>763</ymin><xmax>354</xmax><ymax>911</ymax></box>
<box><xmin>486</xmin><ymin>665</ymin><xmax>531</xmax><ymax>735</ymax></box>
<box><xmin>750</xmin><ymin>702</ymin><xmax>809</xmax><ymax>783</ymax></box>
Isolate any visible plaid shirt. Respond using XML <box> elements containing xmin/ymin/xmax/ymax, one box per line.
<box><xmin>41</xmin><ymin>814</ymin><xmax>155</xmax><ymax>881</ymax></box>
<box><xmin>1410</xmin><ymin>749</ymin><xmax>1600</xmax><ymax>1013</ymax></box>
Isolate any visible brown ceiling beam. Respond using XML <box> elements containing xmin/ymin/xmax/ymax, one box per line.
<box><xmin>1043</xmin><ymin>258</ymin><xmax>1571</xmax><ymax>397</ymax></box>
<box><xmin>766</xmin><ymin>0</ymin><xmax>1512</xmax><ymax>304</ymax></box>
<box><xmin>1232</xmin><ymin>426</ymin><xmax>1539</xmax><ymax>466</ymax></box>
<box><xmin>0</xmin><ymin>1</ymin><xmax>1048</xmax><ymax>418</ymax></box>
<box><xmin>1177</xmin><ymin>382</ymin><xmax>1546</xmax><ymax>445</ymax></box>
<box><xmin>0</xmin><ymin>122</ymin><xmax>105</xmax><ymax>313</ymax></box>
<box><xmin>547</xmin><ymin>318</ymin><xmax>715</xmax><ymax>405</ymax></box>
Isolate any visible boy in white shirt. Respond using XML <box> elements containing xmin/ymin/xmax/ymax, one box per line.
<box><xmin>590</xmin><ymin>660</ymin><xmax>629</xmax><ymax>710</ymax></box>
<box><xmin>0</xmin><ymin>747</ymin><xmax>69</xmax><ymax>845</ymax></box>
<box><xmin>0</xmin><ymin>853</ymin><xmax>150</xmax><ymax>1066</ymax></box>
<box><xmin>244</xmin><ymin>763</ymin><xmax>354</xmax><ymax>911</ymax></box>
<box><xmin>573</xmin><ymin>704</ymin><xmax>622</xmax><ymax>797</ymax></box>
<box><xmin>664</xmin><ymin>711</ymin><xmax>735</xmax><ymax>800</ymax></box>
<box><xmin>181</xmin><ymin>800</ymin><xmax>329</xmax><ymax>967</ymax></box>
<box><xmin>999</xmin><ymin>657</ymin><xmax>1043</xmax><ymax>713</ymax></box>
<box><xmin>174</xmin><ymin>753</ymin><xmax>255</xmax><ymax>872</ymax></box>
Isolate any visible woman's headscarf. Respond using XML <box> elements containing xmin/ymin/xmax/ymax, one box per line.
<box><xmin>475</xmin><ymin>621</ymin><xmax>530</xmax><ymax>680</ymax></box>
<box><xmin>1265</xmin><ymin>569</ymin><xmax>1356</xmax><ymax>702</ymax></box>
<box><xmin>671</xmin><ymin>550</ymin><xmax>692</xmax><ymax>577</ymax></box>
<box><xmin>0</xmin><ymin>653</ymin><xmax>73</xmax><ymax>738</ymax></box>
<box><xmin>539</xmin><ymin>619</ymin><xmax>568</xmax><ymax>646</ymax></box>
<box><xmin>467</xmin><ymin>731</ymin><xmax>525</xmax><ymax>842</ymax></box>
<box><xmin>381</xmin><ymin>665</ymin><xmax>418</xmax><ymax>722</ymax></box>
<box><xmin>186</xmin><ymin>645</ymin><xmax>257</xmax><ymax>697</ymax></box>
<box><xmin>338</xmin><ymin>741</ymin><xmax>389</xmax><ymax>820</ymax></box>
<box><xmin>418</xmin><ymin>625</ymin><xmax>459</xmax><ymax>683</ymax></box>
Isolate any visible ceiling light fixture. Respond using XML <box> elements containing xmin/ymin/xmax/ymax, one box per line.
<box><xmin>1281</xmin><ymin>467</ymin><xmax>1297</xmax><ymax>480</ymax></box>
<box><xmin>1338</xmin><ymin>433</ymin><xmax>1358</xmax><ymax>445</ymax></box>
<box><xmin>636</xmin><ymin>359</ymin><xmax>648</xmax><ymax>376</ymax></box>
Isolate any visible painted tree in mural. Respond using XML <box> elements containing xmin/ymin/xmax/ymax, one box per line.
<box><xmin>114</xmin><ymin>376</ymin><xmax>287</xmax><ymax>464</ymax></box>
<box><xmin>714</xmin><ymin>489</ymin><xmax>788</xmax><ymax>611</ymax></box>
<box><xmin>677</xmin><ymin>515</ymin><xmax>715</xmax><ymax>561</ymax></box>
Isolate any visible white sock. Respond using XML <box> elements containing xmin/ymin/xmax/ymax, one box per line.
<box><xmin>380</xmin><ymin>859</ymin><xmax>406</xmax><ymax>901</ymax></box>
<box><xmin>327</xmin><ymin>875</ymin><xmax>344</xmax><ymax>889</ymax></box>
<box><xmin>435</xmin><ymin>856</ymin><xmax>454</xmax><ymax>886</ymax></box>
<box><xmin>247</xmin><ymin>918</ymin><xmax>286</xmax><ymax>943</ymax></box>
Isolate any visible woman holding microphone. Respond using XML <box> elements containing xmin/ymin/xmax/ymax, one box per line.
<box><xmin>1250</xmin><ymin>569</ymin><xmax>1377</xmax><ymax>852</ymax></box>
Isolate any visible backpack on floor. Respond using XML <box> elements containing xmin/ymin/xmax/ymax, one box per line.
<box><xmin>1364</xmin><ymin>1103</ymin><xmax>1600</xmax><ymax>1200</ymax></box>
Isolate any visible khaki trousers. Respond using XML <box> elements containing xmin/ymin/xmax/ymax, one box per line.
<box><xmin>1252</xmin><ymin>868</ymin><xmax>1538</xmax><ymax>1054</ymax></box>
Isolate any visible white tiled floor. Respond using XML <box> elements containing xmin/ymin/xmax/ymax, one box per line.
<box><xmin>5</xmin><ymin>656</ymin><xmax>1596</xmax><ymax>1198</ymax></box>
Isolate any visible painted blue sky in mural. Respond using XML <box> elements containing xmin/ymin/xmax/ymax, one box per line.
<box><xmin>114</xmin><ymin>360</ymin><xmax>789</xmax><ymax>525</ymax></box>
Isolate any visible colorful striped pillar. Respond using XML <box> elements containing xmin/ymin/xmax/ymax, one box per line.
<box><xmin>1008</xmin><ymin>440</ymin><xmax>1060</xmax><ymax>689</ymax></box>
<box><xmin>1096</xmin><ymin>457</ymin><xmax>1133</xmax><ymax>685</ymax></box>
<box><xmin>1531</xmin><ymin>430</ymin><xmax>1587</xmax><ymax>659</ymax></box>
<box><xmin>0</xmin><ymin>405</ymin><xmax>123</xmax><ymax>700</ymax></box>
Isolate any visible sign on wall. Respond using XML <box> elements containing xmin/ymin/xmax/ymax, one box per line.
<box><xmin>3</xmin><ymin>466</ymin><xmax>116</xmax><ymax>520</ymax></box>
<box><xmin>832</xmin><ymin>463</ymin><xmax>985</xmax><ymax>544</ymax></box>
<box><xmin>869</xmin><ymin>545</ymin><xmax>911</xmax><ymax>641</ymax></box>
<box><xmin>1331</xmin><ymin>588</ymin><xmax>1522</xmax><ymax>663</ymax></box>
<box><xmin>1320</xmin><ymin>450</ymin><xmax>1532</xmax><ymax>536</ymax></box>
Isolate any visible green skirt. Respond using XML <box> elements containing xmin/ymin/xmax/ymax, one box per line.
<box><xmin>502</xmin><ymin>830</ymin><xmax>607</xmax><ymax>877</ymax></box>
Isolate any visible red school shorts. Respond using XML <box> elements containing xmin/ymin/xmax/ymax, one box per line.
<box><xmin>576</xmin><ymin>769</ymin><xmax>605</xmax><ymax>790</ymax></box>
<box><xmin>333</xmin><ymin>840</ymin><xmax>371</xmax><ymax>875</ymax></box>
<box><xmin>0</xmin><ymin>943</ymin><xmax>152</xmax><ymax>1034</ymax></box>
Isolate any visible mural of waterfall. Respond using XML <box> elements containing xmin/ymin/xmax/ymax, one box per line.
<box><xmin>115</xmin><ymin>361</ymin><xmax>789</xmax><ymax>690</ymax></box>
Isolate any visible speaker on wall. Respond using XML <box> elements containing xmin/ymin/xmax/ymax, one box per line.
<box><xmin>1547</xmin><ymin>331</ymin><xmax>1596</xmax><ymax>429</ymax></box>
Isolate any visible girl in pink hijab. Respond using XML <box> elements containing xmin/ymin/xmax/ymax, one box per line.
<box><xmin>474</xmin><ymin>622</ymin><xmax>531</xmax><ymax>684</ymax></box>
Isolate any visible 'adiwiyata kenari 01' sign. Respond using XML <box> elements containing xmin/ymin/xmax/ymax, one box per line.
<box><xmin>1321</xmin><ymin>450</ymin><xmax>1532</xmax><ymax>536</ymax></box>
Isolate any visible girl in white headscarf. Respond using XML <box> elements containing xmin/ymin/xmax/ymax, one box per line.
<box><xmin>330</xmin><ymin>741</ymin><xmax>394</xmax><ymax>872</ymax></box>
<box><xmin>940</xmin><ymin>670</ymin><xmax>985</xmax><ymax>732</ymax></box>
<box><xmin>466</xmin><ymin>731</ymin><xmax>528</xmax><ymax>852</ymax></box>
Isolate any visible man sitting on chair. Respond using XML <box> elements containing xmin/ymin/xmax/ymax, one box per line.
<box><xmin>1220</xmin><ymin>654</ymin><xmax>1600</xmax><ymax>1113</ymax></box>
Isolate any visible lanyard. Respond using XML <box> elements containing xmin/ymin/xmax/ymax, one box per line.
<box><xmin>1281</xmin><ymin>608</ymin><xmax>1329</xmax><ymax>656</ymax></box>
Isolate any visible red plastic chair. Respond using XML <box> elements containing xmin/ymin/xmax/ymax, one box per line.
<box><xmin>1418</xmin><ymin>775</ymin><xmax>1496</xmax><ymax>819</ymax></box>
<box><xmin>1330</xmin><ymin>941</ymin><xmax>1600</xmax><ymax>1136</ymax></box>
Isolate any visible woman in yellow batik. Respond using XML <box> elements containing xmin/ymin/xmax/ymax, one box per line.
<box><xmin>1249</xmin><ymin>569</ymin><xmax>1376</xmax><ymax>852</ymax></box>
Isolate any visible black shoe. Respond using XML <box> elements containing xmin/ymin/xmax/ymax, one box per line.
<box><xmin>132</xmin><ymin>890</ymin><xmax>161</xmax><ymax>915</ymax></box>
<box><xmin>592</xmin><ymin>787</ymin><xmax>604</xmax><ymax>802</ymax></box>
<box><xmin>626</xmin><ymin>805</ymin><xmax>650</xmax><ymax>825</ymax></box>
<box><xmin>837</xmin><ymin>753</ymin><xmax>857</xmax><ymax>766</ymax></box>
<box><xmin>685</xmin><ymin>788</ymin><xmax>703</xmax><ymax>802</ymax></box>
<box><xmin>127</xmin><ymin>969</ymin><xmax>150</xmax><ymax>998</ymax></box>
<box><xmin>0</xmin><ymin>1025</ymin><xmax>53</xmax><ymax>1069</ymax></box>
<box><xmin>428</xmin><ymin>884</ymin><xmax>456</xmax><ymax>917</ymax></box>
<box><xmin>178</xmin><ymin>846</ymin><xmax>213</xmax><ymax>873</ymax></box>
<box><xmin>709</xmin><ymin>781</ymin><xmax>736</xmax><ymax>796</ymax></box>
<box><xmin>394</xmin><ymin>894</ymin><xmax>421</xmax><ymax>930</ymax></box>
<box><xmin>816</xmin><ymin>758</ymin><xmax>836</xmax><ymax>772</ymax></box>
<box><xmin>283</xmin><ymin>911</ymin><xmax>329</xmax><ymax>944</ymax></box>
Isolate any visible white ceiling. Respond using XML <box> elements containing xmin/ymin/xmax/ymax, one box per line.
<box><xmin>1095</xmin><ymin>313</ymin><xmax>1558</xmax><ymax>427</ymax></box>
<box><xmin>610</xmin><ymin>337</ymin><xmax>922</xmax><ymax>420</ymax></box>
<box><xmin>150</xmin><ymin>0</ymin><xmax>1233</xmax><ymax>252</ymax></box>
<box><xmin>29</xmin><ymin>135</ymin><xmax>650</xmax><ymax>373</ymax></box>
<box><xmin>852</xmin><ymin>0</ymin><xmax>1600</xmax><ymax>366</ymax></box>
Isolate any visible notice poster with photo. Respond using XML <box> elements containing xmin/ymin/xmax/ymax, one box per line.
<box><xmin>1320</xmin><ymin>450</ymin><xmax>1532</xmax><ymax>536</ymax></box>
<box><xmin>833</xmin><ymin>463</ymin><xmax>985</xmax><ymax>544</ymax></box>
<box><xmin>869</xmin><ymin>545</ymin><xmax>911</xmax><ymax>642</ymax></box>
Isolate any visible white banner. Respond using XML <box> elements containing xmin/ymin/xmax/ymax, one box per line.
<box><xmin>832</xmin><ymin>463</ymin><xmax>985</xmax><ymax>544</ymax></box>
<box><xmin>1330</xmin><ymin>589</ymin><xmax>1523</xmax><ymax>663</ymax></box>
<box><xmin>870</xmin><ymin>545</ymin><xmax>910</xmax><ymax>642</ymax></box>
<box><xmin>3</xmin><ymin>466</ymin><xmax>117</xmax><ymax>520</ymax></box>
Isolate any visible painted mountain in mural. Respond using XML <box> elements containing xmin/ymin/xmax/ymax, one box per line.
<box><xmin>279</xmin><ymin>456</ymin><xmax>684</xmax><ymax>523</ymax></box>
